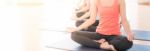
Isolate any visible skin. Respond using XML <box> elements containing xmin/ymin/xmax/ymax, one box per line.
<box><xmin>72</xmin><ymin>0</ymin><xmax>90</xmax><ymax>21</ymax></box>
<box><xmin>67</xmin><ymin>0</ymin><xmax>134</xmax><ymax>50</ymax></box>
<box><xmin>95</xmin><ymin>39</ymin><xmax>116</xmax><ymax>51</ymax></box>
<box><xmin>76</xmin><ymin>0</ymin><xmax>90</xmax><ymax>13</ymax></box>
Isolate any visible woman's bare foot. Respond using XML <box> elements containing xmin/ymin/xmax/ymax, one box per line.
<box><xmin>95</xmin><ymin>38</ymin><xmax>106</xmax><ymax>43</ymax></box>
<box><xmin>94</xmin><ymin>39</ymin><xmax>116</xmax><ymax>51</ymax></box>
<box><xmin>100</xmin><ymin>42</ymin><xmax>116</xmax><ymax>51</ymax></box>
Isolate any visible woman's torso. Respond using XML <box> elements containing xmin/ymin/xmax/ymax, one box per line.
<box><xmin>96</xmin><ymin>0</ymin><xmax>121</xmax><ymax>35</ymax></box>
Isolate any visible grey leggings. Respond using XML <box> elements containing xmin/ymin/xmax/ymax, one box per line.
<box><xmin>71</xmin><ymin>31</ymin><xmax>133</xmax><ymax>51</ymax></box>
<box><xmin>76</xmin><ymin>20</ymin><xmax>99</xmax><ymax>32</ymax></box>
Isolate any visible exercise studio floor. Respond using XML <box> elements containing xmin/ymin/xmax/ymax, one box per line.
<box><xmin>40</xmin><ymin>30</ymin><xmax>150</xmax><ymax>51</ymax></box>
<box><xmin>40</xmin><ymin>8</ymin><xmax>150</xmax><ymax>51</ymax></box>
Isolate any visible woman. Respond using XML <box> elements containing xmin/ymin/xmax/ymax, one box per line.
<box><xmin>67</xmin><ymin>0</ymin><xmax>134</xmax><ymax>51</ymax></box>
<box><xmin>75</xmin><ymin>0</ymin><xmax>90</xmax><ymax>14</ymax></box>
<box><xmin>73</xmin><ymin>0</ymin><xmax>99</xmax><ymax>32</ymax></box>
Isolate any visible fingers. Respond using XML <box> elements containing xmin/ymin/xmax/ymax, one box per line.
<box><xmin>66</xmin><ymin>27</ymin><xmax>73</xmax><ymax>33</ymax></box>
<box><xmin>71</xmin><ymin>17</ymin><xmax>77</xmax><ymax>20</ymax></box>
<box><xmin>66</xmin><ymin>27</ymin><xmax>77</xmax><ymax>33</ymax></box>
<box><xmin>128</xmin><ymin>33</ymin><xmax>135</xmax><ymax>41</ymax></box>
<box><xmin>127</xmin><ymin>36</ymin><xmax>131</xmax><ymax>41</ymax></box>
<box><xmin>128</xmin><ymin>37</ymin><xmax>134</xmax><ymax>41</ymax></box>
<box><xmin>127</xmin><ymin>37</ymin><xmax>131</xmax><ymax>41</ymax></box>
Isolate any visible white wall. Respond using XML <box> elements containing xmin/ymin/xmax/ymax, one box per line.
<box><xmin>0</xmin><ymin>0</ymin><xmax>23</xmax><ymax>51</ymax></box>
<box><xmin>137</xmin><ymin>0</ymin><xmax>150</xmax><ymax>31</ymax></box>
<box><xmin>40</xmin><ymin>0</ymin><xmax>79</xmax><ymax>31</ymax></box>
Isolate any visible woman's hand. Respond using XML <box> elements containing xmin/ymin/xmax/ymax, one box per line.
<box><xmin>127</xmin><ymin>32</ymin><xmax>134</xmax><ymax>41</ymax></box>
<box><xmin>71</xmin><ymin>13</ymin><xmax>80</xmax><ymax>20</ymax></box>
<box><xmin>66</xmin><ymin>27</ymin><xmax>78</xmax><ymax>33</ymax></box>
<box><xmin>71</xmin><ymin>16</ymin><xmax>79</xmax><ymax>20</ymax></box>
<box><xmin>100</xmin><ymin>42</ymin><xmax>116</xmax><ymax>51</ymax></box>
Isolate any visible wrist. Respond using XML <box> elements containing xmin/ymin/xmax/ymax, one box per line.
<box><xmin>77</xmin><ymin>18</ymin><xmax>81</xmax><ymax>20</ymax></box>
<box><xmin>128</xmin><ymin>32</ymin><xmax>134</xmax><ymax>35</ymax></box>
<box><xmin>127</xmin><ymin>31</ymin><xmax>133</xmax><ymax>34</ymax></box>
<box><xmin>76</xmin><ymin>27</ymin><xmax>82</xmax><ymax>31</ymax></box>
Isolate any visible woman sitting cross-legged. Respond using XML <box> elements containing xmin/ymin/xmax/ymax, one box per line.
<box><xmin>67</xmin><ymin>0</ymin><xmax>134</xmax><ymax>51</ymax></box>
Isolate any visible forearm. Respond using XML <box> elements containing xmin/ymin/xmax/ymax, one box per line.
<box><xmin>120</xmin><ymin>0</ymin><xmax>134</xmax><ymax>41</ymax></box>
<box><xmin>76</xmin><ymin>7</ymin><xmax>89</xmax><ymax>13</ymax></box>
<box><xmin>78</xmin><ymin>0</ymin><xmax>86</xmax><ymax>10</ymax></box>
<box><xmin>76</xmin><ymin>0</ymin><xmax>97</xmax><ymax>31</ymax></box>
<box><xmin>120</xmin><ymin>0</ymin><xmax>132</xmax><ymax>34</ymax></box>
<box><xmin>77</xmin><ymin>19</ymin><xmax>95</xmax><ymax>31</ymax></box>
<box><xmin>122</xmin><ymin>19</ymin><xmax>132</xmax><ymax>34</ymax></box>
<box><xmin>78</xmin><ymin>5</ymin><xmax>85</xmax><ymax>10</ymax></box>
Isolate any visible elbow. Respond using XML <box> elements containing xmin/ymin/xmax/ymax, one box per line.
<box><xmin>121</xmin><ymin>16</ymin><xmax>128</xmax><ymax>24</ymax></box>
<box><xmin>91</xmin><ymin>20</ymin><xmax>96</xmax><ymax>24</ymax></box>
<box><xmin>121</xmin><ymin>19</ymin><xmax>129</xmax><ymax>25</ymax></box>
<box><xmin>121</xmin><ymin>20</ymin><xmax>126</xmax><ymax>25</ymax></box>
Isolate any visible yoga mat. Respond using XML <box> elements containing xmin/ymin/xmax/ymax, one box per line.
<box><xmin>122</xmin><ymin>30</ymin><xmax>150</xmax><ymax>41</ymax></box>
<box><xmin>41</xmin><ymin>28</ymin><xmax>150</xmax><ymax>40</ymax></box>
<box><xmin>47</xmin><ymin>37</ymin><xmax>150</xmax><ymax>51</ymax></box>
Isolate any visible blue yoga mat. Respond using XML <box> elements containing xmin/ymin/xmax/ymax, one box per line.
<box><xmin>121</xmin><ymin>30</ymin><xmax>150</xmax><ymax>41</ymax></box>
<box><xmin>47</xmin><ymin>37</ymin><xmax>150</xmax><ymax>51</ymax></box>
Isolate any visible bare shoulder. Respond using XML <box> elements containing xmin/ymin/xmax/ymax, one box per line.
<box><xmin>90</xmin><ymin>0</ymin><xmax>98</xmax><ymax>5</ymax></box>
<box><xmin>119</xmin><ymin>0</ymin><xmax>125</xmax><ymax>4</ymax></box>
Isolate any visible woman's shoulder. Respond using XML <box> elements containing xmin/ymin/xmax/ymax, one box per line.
<box><xmin>90</xmin><ymin>0</ymin><xmax>98</xmax><ymax>6</ymax></box>
<box><xmin>119</xmin><ymin>0</ymin><xmax>125</xmax><ymax>4</ymax></box>
<box><xmin>90</xmin><ymin>0</ymin><xmax>98</xmax><ymax>3</ymax></box>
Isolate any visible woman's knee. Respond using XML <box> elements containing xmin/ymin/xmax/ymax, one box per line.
<box><xmin>110</xmin><ymin>36</ymin><xmax>133</xmax><ymax>51</ymax></box>
<box><xmin>71</xmin><ymin>31</ymin><xmax>87</xmax><ymax>45</ymax></box>
<box><xmin>71</xmin><ymin>31</ymin><xmax>77</xmax><ymax>38</ymax></box>
<box><xmin>122</xmin><ymin>37</ymin><xmax>133</xmax><ymax>48</ymax></box>
<box><xmin>118</xmin><ymin>36</ymin><xmax>133</xmax><ymax>45</ymax></box>
<box><xmin>71</xmin><ymin>31</ymin><xmax>82</xmax><ymax>40</ymax></box>
<box><xmin>118</xmin><ymin>36</ymin><xmax>133</xmax><ymax>48</ymax></box>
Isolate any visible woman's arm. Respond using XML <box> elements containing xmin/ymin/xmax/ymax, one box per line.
<box><xmin>78</xmin><ymin>0</ymin><xmax>86</xmax><ymax>9</ymax></box>
<box><xmin>76</xmin><ymin>0</ymin><xmax>97</xmax><ymax>31</ymax></box>
<box><xmin>67</xmin><ymin>0</ymin><xmax>97</xmax><ymax>32</ymax></box>
<box><xmin>76</xmin><ymin>12</ymin><xmax>90</xmax><ymax>20</ymax></box>
<box><xmin>120</xmin><ymin>0</ymin><xmax>134</xmax><ymax>41</ymax></box>
<box><xmin>76</xmin><ymin>0</ymin><xmax>90</xmax><ymax>13</ymax></box>
<box><xmin>76</xmin><ymin>5</ymin><xmax>89</xmax><ymax>13</ymax></box>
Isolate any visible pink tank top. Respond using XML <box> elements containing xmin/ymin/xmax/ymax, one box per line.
<box><xmin>96</xmin><ymin>0</ymin><xmax>121</xmax><ymax>35</ymax></box>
